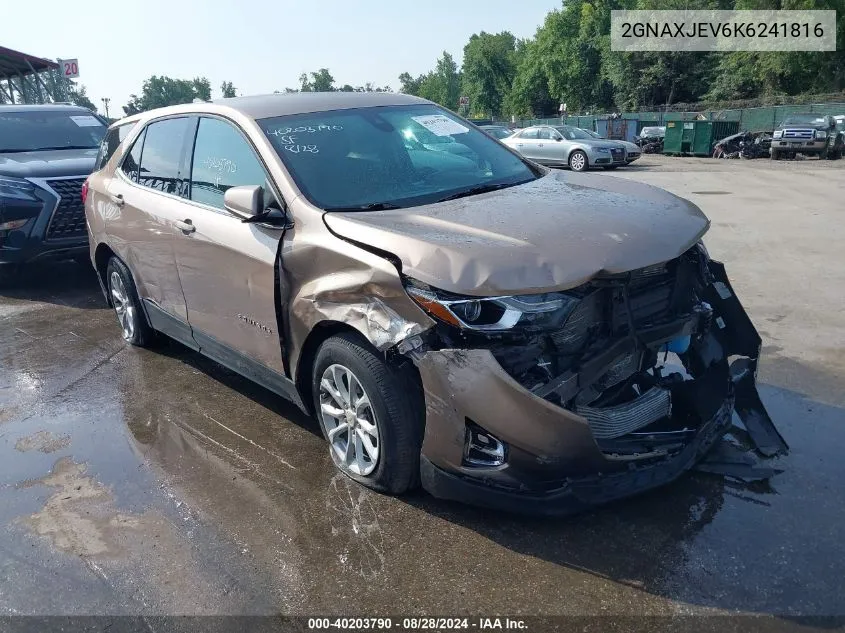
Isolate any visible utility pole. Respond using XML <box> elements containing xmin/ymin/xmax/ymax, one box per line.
<box><xmin>101</xmin><ymin>97</ymin><xmax>110</xmax><ymax>119</ymax></box>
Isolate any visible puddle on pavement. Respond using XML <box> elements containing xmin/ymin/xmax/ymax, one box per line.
<box><xmin>2</xmin><ymin>269</ymin><xmax>845</xmax><ymax>616</ymax></box>
<box><xmin>19</xmin><ymin>456</ymin><xmax>147</xmax><ymax>557</ymax></box>
<box><xmin>15</xmin><ymin>430</ymin><xmax>71</xmax><ymax>454</ymax></box>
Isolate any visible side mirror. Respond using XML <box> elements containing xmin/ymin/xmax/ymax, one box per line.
<box><xmin>223</xmin><ymin>184</ymin><xmax>293</xmax><ymax>229</ymax></box>
<box><xmin>224</xmin><ymin>185</ymin><xmax>263</xmax><ymax>219</ymax></box>
<box><xmin>554</xmin><ymin>136</ymin><xmax>563</xmax><ymax>142</ymax></box>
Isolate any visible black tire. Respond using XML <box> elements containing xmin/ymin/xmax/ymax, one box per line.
<box><xmin>312</xmin><ymin>332</ymin><xmax>423</xmax><ymax>495</ymax></box>
<box><xmin>603</xmin><ymin>165</ymin><xmax>619</xmax><ymax>170</ymax></box>
<box><xmin>568</xmin><ymin>150</ymin><xmax>589</xmax><ymax>172</ymax></box>
<box><xmin>105</xmin><ymin>256</ymin><xmax>156</xmax><ymax>347</ymax></box>
<box><xmin>770</xmin><ymin>150</ymin><xmax>780</xmax><ymax>160</ymax></box>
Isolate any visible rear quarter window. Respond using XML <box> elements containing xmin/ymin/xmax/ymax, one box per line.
<box><xmin>95</xmin><ymin>122</ymin><xmax>137</xmax><ymax>171</ymax></box>
<box><xmin>120</xmin><ymin>128</ymin><xmax>146</xmax><ymax>183</ymax></box>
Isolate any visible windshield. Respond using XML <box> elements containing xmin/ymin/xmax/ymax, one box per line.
<box><xmin>780</xmin><ymin>114</ymin><xmax>828</xmax><ymax>126</ymax></box>
<box><xmin>259</xmin><ymin>105</ymin><xmax>538</xmax><ymax>210</ymax></box>
<box><xmin>582</xmin><ymin>129</ymin><xmax>601</xmax><ymax>138</ymax></box>
<box><xmin>0</xmin><ymin>110</ymin><xmax>106</xmax><ymax>152</ymax></box>
<box><xmin>554</xmin><ymin>126</ymin><xmax>593</xmax><ymax>141</ymax></box>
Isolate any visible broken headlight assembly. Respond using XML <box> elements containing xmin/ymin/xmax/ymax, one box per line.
<box><xmin>404</xmin><ymin>281</ymin><xmax>580</xmax><ymax>332</ymax></box>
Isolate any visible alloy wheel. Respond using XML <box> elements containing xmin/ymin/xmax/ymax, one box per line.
<box><xmin>109</xmin><ymin>270</ymin><xmax>136</xmax><ymax>342</ymax></box>
<box><xmin>570</xmin><ymin>152</ymin><xmax>587</xmax><ymax>171</ymax></box>
<box><xmin>318</xmin><ymin>363</ymin><xmax>380</xmax><ymax>476</ymax></box>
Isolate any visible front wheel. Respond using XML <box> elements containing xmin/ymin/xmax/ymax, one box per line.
<box><xmin>312</xmin><ymin>332</ymin><xmax>423</xmax><ymax>494</ymax></box>
<box><xmin>106</xmin><ymin>257</ymin><xmax>155</xmax><ymax>347</ymax></box>
<box><xmin>568</xmin><ymin>150</ymin><xmax>588</xmax><ymax>172</ymax></box>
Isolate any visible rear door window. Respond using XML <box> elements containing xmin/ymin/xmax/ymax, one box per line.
<box><xmin>136</xmin><ymin>117</ymin><xmax>195</xmax><ymax>197</ymax></box>
<box><xmin>95</xmin><ymin>122</ymin><xmax>137</xmax><ymax>171</ymax></box>
<box><xmin>189</xmin><ymin>117</ymin><xmax>268</xmax><ymax>210</ymax></box>
<box><xmin>519</xmin><ymin>128</ymin><xmax>539</xmax><ymax>139</ymax></box>
<box><xmin>120</xmin><ymin>128</ymin><xmax>146</xmax><ymax>183</ymax></box>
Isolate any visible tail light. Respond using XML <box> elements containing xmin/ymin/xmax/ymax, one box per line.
<box><xmin>81</xmin><ymin>179</ymin><xmax>89</xmax><ymax>204</ymax></box>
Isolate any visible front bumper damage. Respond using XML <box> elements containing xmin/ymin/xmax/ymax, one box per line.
<box><xmin>401</xmin><ymin>252</ymin><xmax>786</xmax><ymax>515</ymax></box>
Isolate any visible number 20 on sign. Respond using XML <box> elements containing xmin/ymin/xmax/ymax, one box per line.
<box><xmin>59</xmin><ymin>59</ymin><xmax>80</xmax><ymax>79</ymax></box>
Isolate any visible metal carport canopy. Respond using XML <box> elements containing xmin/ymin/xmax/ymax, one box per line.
<box><xmin>0</xmin><ymin>45</ymin><xmax>57</xmax><ymax>78</ymax></box>
<box><xmin>0</xmin><ymin>45</ymin><xmax>59</xmax><ymax>103</ymax></box>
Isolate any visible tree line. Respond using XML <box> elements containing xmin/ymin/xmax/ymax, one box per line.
<box><xmin>63</xmin><ymin>0</ymin><xmax>844</xmax><ymax>118</ymax></box>
<box><xmin>117</xmin><ymin>69</ymin><xmax>392</xmax><ymax>116</ymax></box>
<box><xmin>402</xmin><ymin>0</ymin><xmax>845</xmax><ymax>118</ymax></box>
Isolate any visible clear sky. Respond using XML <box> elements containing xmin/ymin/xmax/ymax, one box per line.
<box><xmin>4</xmin><ymin>0</ymin><xmax>561</xmax><ymax>116</ymax></box>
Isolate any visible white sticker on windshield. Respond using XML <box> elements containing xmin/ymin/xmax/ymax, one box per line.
<box><xmin>70</xmin><ymin>115</ymin><xmax>101</xmax><ymax>127</ymax></box>
<box><xmin>411</xmin><ymin>115</ymin><xmax>469</xmax><ymax>136</ymax></box>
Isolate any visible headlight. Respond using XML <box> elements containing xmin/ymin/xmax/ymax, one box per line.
<box><xmin>773</xmin><ymin>130</ymin><xmax>783</xmax><ymax>139</ymax></box>
<box><xmin>815</xmin><ymin>130</ymin><xmax>828</xmax><ymax>139</ymax></box>
<box><xmin>0</xmin><ymin>176</ymin><xmax>38</xmax><ymax>201</ymax></box>
<box><xmin>595</xmin><ymin>147</ymin><xmax>610</xmax><ymax>153</ymax></box>
<box><xmin>405</xmin><ymin>282</ymin><xmax>580</xmax><ymax>332</ymax></box>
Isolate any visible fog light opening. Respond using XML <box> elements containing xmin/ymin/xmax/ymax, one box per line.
<box><xmin>463</xmin><ymin>421</ymin><xmax>507</xmax><ymax>468</ymax></box>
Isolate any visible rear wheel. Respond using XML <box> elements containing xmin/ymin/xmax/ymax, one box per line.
<box><xmin>569</xmin><ymin>150</ymin><xmax>588</xmax><ymax>172</ymax></box>
<box><xmin>106</xmin><ymin>257</ymin><xmax>155</xmax><ymax>347</ymax></box>
<box><xmin>312</xmin><ymin>332</ymin><xmax>423</xmax><ymax>494</ymax></box>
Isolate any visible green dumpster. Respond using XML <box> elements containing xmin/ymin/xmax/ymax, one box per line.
<box><xmin>664</xmin><ymin>120</ymin><xmax>740</xmax><ymax>156</ymax></box>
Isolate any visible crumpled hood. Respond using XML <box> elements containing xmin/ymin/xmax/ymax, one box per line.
<box><xmin>323</xmin><ymin>170</ymin><xmax>710</xmax><ymax>297</ymax></box>
<box><xmin>0</xmin><ymin>148</ymin><xmax>98</xmax><ymax>179</ymax></box>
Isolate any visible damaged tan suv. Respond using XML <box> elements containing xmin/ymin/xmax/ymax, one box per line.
<box><xmin>85</xmin><ymin>93</ymin><xmax>785</xmax><ymax>514</ymax></box>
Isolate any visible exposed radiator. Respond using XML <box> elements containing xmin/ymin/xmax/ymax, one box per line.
<box><xmin>576</xmin><ymin>387</ymin><xmax>671</xmax><ymax>439</ymax></box>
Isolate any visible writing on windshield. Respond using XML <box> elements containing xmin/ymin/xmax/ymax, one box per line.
<box><xmin>258</xmin><ymin>105</ymin><xmax>538</xmax><ymax>210</ymax></box>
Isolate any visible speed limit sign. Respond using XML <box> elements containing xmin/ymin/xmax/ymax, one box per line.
<box><xmin>58</xmin><ymin>59</ymin><xmax>80</xmax><ymax>79</ymax></box>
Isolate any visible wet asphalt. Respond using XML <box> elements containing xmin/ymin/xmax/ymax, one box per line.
<box><xmin>0</xmin><ymin>156</ymin><xmax>843</xmax><ymax>621</ymax></box>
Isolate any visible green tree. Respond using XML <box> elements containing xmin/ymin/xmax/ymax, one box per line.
<box><xmin>400</xmin><ymin>52</ymin><xmax>462</xmax><ymax>108</ymax></box>
<box><xmin>505</xmin><ymin>38</ymin><xmax>557</xmax><ymax>117</ymax></box>
<box><xmin>398</xmin><ymin>72</ymin><xmax>423</xmax><ymax>95</ymax></box>
<box><xmin>220</xmin><ymin>81</ymin><xmax>237</xmax><ymax>98</ymax></box>
<box><xmin>299</xmin><ymin>68</ymin><xmax>336</xmax><ymax>92</ymax></box>
<box><xmin>123</xmin><ymin>75</ymin><xmax>212</xmax><ymax>115</ymax></box>
<box><xmin>461</xmin><ymin>31</ymin><xmax>519</xmax><ymax>118</ymax></box>
<box><xmin>706</xmin><ymin>0</ymin><xmax>845</xmax><ymax>100</ymax></box>
<box><xmin>67</xmin><ymin>83</ymin><xmax>96</xmax><ymax>111</ymax></box>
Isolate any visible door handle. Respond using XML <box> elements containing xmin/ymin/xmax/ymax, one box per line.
<box><xmin>175</xmin><ymin>219</ymin><xmax>195</xmax><ymax>234</ymax></box>
<box><xmin>517</xmin><ymin>143</ymin><xmax>523</xmax><ymax>147</ymax></box>
<box><xmin>109</xmin><ymin>194</ymin><xmax>124</xmax><ymax>206</ymax></box>
<box><xmin>538</xmin><ymin>143</ymin><xmax>544</xmax><ymax>147</ymax></box>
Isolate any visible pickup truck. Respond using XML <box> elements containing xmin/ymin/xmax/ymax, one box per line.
<box><xmin>770</xmin><ymin>113</ymin><xmax>843</xmax><ymax>160</ymax></box>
